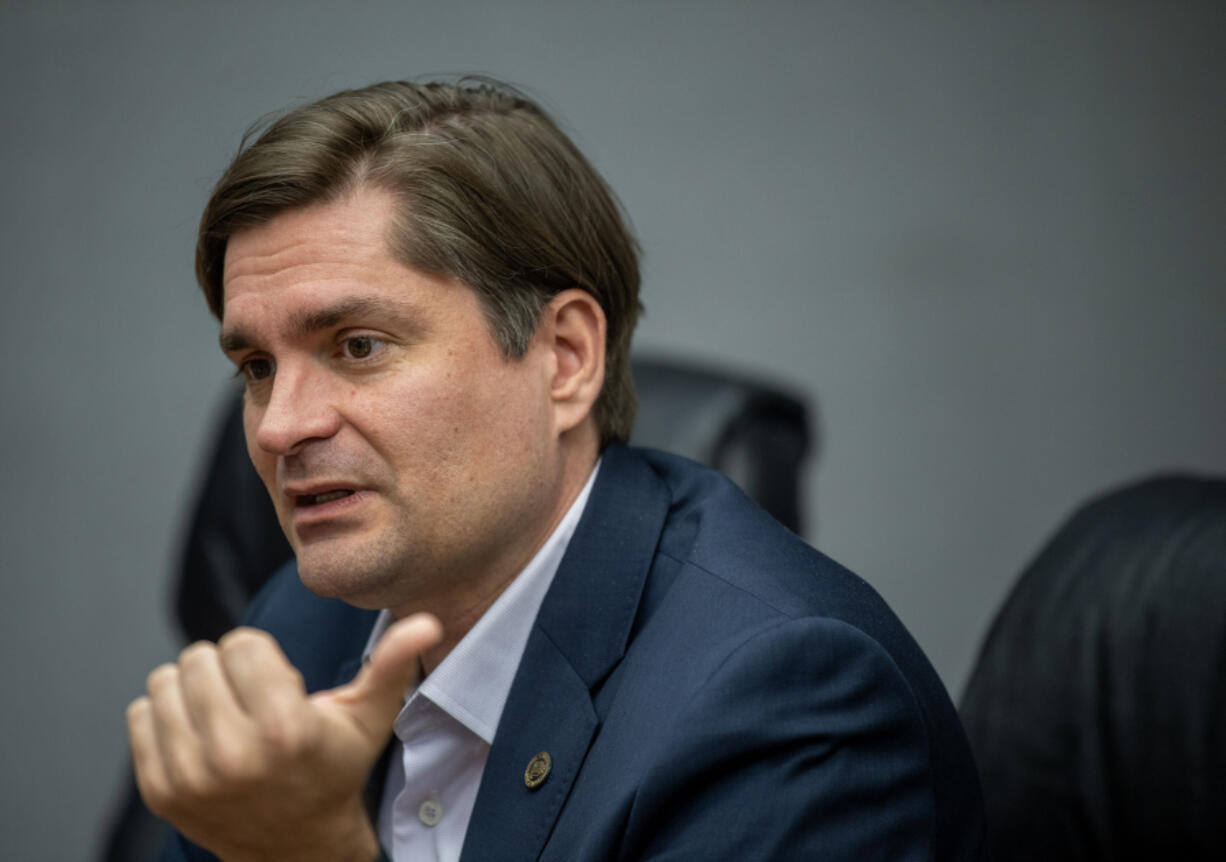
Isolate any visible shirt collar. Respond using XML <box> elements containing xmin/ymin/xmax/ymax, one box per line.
<box><xmin>362</xmin><ymin>459</ymin><xmax>600</xmax><ymax>744</ymax></box>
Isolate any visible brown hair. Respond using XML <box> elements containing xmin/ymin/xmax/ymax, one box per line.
<box><xmin>197</xmin><ymin>78</ymin><xmax>642</xmax><ymax>446</ymax></box>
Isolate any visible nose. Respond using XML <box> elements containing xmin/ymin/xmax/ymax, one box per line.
<box><xmin>250</xmin><ymin>362</ymin><xmax>342</xmax><ymax>456</ymax></box>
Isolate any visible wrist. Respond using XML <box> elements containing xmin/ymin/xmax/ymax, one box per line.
<box><xmin>217</xmin><ymin>800</ymin><xmax>380</xmax><ymax>862</ymax></box>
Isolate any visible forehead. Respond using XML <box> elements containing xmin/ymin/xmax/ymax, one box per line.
<box><xmin>222</xmin><ymin>188</ymin><xmax>400</xmax><ymax>306</ymax></box>
<box><xmin>218</xmin><ymin>187</ymin><xmax>480</xmax><ymax>348</ymax></box>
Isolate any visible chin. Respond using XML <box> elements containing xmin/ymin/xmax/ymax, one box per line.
<box><xmin>294</xmin><ymin>551</ymin><xmax>400</xmax><ymax>609</ymax></box>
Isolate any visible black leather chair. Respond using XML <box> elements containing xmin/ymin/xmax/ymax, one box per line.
<box><xmin>101</xmin><ymin>356</ymin><xmax>812</xmax><ymax>860</ymax></box>
<box><xmin>960</xmin><ymin>475</ymin><xmax>1226</xmax><ymax>861</ymax></box>
<box><xmin>629</xmin><ymin>356</ymin><xmax>811</xmax><ymax>536</ymax></box>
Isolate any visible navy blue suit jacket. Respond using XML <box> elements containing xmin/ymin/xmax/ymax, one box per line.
<box><xmin>164</xmin><ymin>446</ymin><xmax>986</xmax><ymax>860</ymax></box>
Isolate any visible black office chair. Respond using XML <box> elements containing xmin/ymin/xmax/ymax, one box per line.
<box><xmin>101</xmin><ymin>356</ymin><xmax>813</xmax><ymax>860</ymax></box>
<box><xmin>629</xmin><ymin>356</ymin><xmax>811</xmax><ymax>536</ymax></box>
<box><xmin>960</xmin><ymin>475</ymin><xmax>1226</xmax><ymax>861</ymax></box>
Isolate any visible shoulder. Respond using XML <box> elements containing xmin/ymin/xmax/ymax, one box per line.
<box><xmin>632</xmin><ymin>445</ymin><xmax>923</xmax><ymax>647</ymax></box>
<box><xmin>587</xmin><ymin>605</ymin><xmax>985</xmax><ymax>858</ymax></box>
<box><xmin>603</xmin><ymin>446</ymin><xmax>987</xmax><ymax>857</ymax></box>
<box><xmin>633</xmin><ymin>618</ymin><xmax>934</xmax><ymax>857</ymax></box>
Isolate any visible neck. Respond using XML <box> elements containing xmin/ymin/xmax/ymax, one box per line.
<box><xmin>395</xmin><ymin>434</ymin><xmax>600</xmax><ymax>675</ymax></box>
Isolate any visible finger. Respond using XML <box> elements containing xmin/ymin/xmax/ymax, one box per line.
<box><xmin>146</xmin><ymin>662</ymin><xmax>206</xmax><ymax>789</ymax></box>
<box><xmin>217</xmin><ymin>627</ymin><xmax>307</xmax><ymax>718</ymax></box>
<box><xmin>326</xmin><ymin>613</ymin><xmax>443</xmax><ymax>738</ymax></box>
<box><xmin>178</xmin><ymin>640</ymin><xmax>248</xmax><ymax>738</ymax></box>
<box><xmin>217</xmin><ymin>627</ymin><xmax>313</xmax><ymax>760</ymax></box>
<box><xmin>127</xmin><ymin>695</ymin><xmax>170</xmax><ymax>805</ymax></box>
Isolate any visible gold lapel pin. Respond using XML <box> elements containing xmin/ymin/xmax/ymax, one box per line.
<box><xmin>524</xmin><ymin>751</ymin><xmax>552</xmax><ymax>790</ymax></box>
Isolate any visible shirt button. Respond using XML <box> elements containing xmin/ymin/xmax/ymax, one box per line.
<box><xmin>418</xmin><ymin>798</ymin><xmax>444</xmax><ymax>827</ymax></box>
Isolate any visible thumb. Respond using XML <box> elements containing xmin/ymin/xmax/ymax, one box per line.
<box><xmin>323</xmin><ymin>613</ymin><xmax>444</xmax><ymax>738</ymax></box>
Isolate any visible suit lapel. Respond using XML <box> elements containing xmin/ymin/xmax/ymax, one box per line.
<box><xmin>457</xmin><ymin>632</ymin><xmax>598</xmax><ymax>861</ymax></box>
<box><xmin>459</xmin><ymin>446</ymin><xmax>671</xmax><ymax>862</ymax></box>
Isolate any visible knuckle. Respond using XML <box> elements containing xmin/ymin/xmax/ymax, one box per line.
<box><xmin>126</xmin><ymin>696</ymin><xmax>150</xmax><ymax>725</ymax></box>
<box><xmin>145</xmin><ymin>663</ymin><xmax>178</xmax><ymax>694</ymax></box>
<box><xmin>177</xmin><ymin>640</ymin><xmax>217</xmax><ymax>667</ymax></box>
<box><xmin>216</xmin><ymin>628</ymin><xmax>244</xmax><ymax>650</ymax></box>
<box><xmin>256</xmin><ymin>715</ymin><xmax>297</xmax><ymax>756</ymax></box>
<box><xmin>219</xmin><ymin>626</ymin><xmax>274</xmax><ymax>652</ymax></box>
<box><xmin>284</xmin><ymin>665</ymin><xmax>306</xmax><ymax>691</ymax></box>
<box><xmin>257</xmin><ymin>710</ymin><xmax>315</xmax><ymax>761</ymax></box>
<box><xmin>206</xmin><ymin>737</ymin><xmax>259</xmax><ymax>783</ymax></box>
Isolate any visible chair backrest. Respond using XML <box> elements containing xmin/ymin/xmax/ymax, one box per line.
<box><xmin>960</xmin><ymin>475</ymin><xmax>1226</xmax><ymax>861</ymax></box>
<box><xmin>630</xmin><ymin>356</ymin><xmax>811</xmax><ymax>535</ymax></box>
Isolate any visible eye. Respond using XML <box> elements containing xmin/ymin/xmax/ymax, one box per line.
<box><xmin>341</xmin><ymin>335</ymin><xmax>385</xmax><ymax>360</ymax></box>
<box><xmin>240</xmin><ymin>357</ymin><xmax>274</xmax><ymax>382</ymax></box>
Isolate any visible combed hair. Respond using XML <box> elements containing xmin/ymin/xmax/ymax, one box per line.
<box><xmin>197</xmin><ymin>77</ymin><xmax>642</xmax><ymax>446</ymax></box>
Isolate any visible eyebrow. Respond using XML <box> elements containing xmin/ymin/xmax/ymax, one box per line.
<box><xmin>219</xmin><ymin>295</ymin><xmax>418</xmax><ymax>354</ymax></box>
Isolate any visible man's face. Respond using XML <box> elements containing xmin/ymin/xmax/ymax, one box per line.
<box><xmin>220</xmin><ymin>187</ymin><xmax>564</xmax><ymax>612</ymax></box>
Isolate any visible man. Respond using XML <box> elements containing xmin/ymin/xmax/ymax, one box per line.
<box><xmin>127</xmin><ymin>78</ymin><xmax>986</xmax><ymax>861</ymax></box>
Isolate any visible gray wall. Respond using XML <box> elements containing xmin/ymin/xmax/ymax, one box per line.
<box><xmin>3</xmin><ymin>2</ymin><xmax>1223</xmax><ymax>858</ymax></box>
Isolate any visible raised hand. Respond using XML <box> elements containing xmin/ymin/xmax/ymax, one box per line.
<box><xmin>127</xmin><ymin>613</ymin><xmax>443</xmax><ymax>862</ymax></box>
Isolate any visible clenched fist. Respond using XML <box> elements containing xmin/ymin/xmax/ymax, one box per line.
<box><xmin>127</xmin><ymin>613</ymin><xmax>443</xmax><ymax>862</ymax></box>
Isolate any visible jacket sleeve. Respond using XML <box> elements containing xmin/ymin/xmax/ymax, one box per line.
<box><xmin>157</xmin><ymin>831</ymin><xmax>391</xmax><ymax>862</ymax></box>
<box><xmin>156</xmin><ymin>830</ymin><xmax>202</xmax><ymax>861</ymax></box>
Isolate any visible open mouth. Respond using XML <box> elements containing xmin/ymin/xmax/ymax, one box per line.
<box><xmin>298</xmin><ymin>489</ymin><xmax>355</xmax><ymax>506</ymax></box>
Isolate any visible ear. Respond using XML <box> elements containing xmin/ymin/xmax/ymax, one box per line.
<box><xmin>541</xmin><ymin>288</ymin><xmax>606</xmax><ymax>436</ymax></box>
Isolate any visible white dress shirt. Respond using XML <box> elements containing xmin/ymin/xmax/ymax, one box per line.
<box><xmin>365</xmin><ymin>462</ymin><xmax>600</xmax><ymax>862</ymax></box>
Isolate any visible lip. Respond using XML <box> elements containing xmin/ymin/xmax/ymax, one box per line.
<box><xmin>284</xmin><ymin>483</ymin><xmax>373</xmax><ymax>528</ymax></box>
<box><xmin>283</xmin><ymin>480</ymin><xmax>363</xmax><ymax>499</ymax></box>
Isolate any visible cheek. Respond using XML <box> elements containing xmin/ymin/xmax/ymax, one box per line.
<box><xmin>245</xmin><ymin>446</ymin><xmax>279</xmax><ymax>501</ymax></box>
<box><xmin>348</xmin><ymin>353</ymin><xmax>546</xmax><ymax>470</ymax></box>
<box><xmin>242</xmin><ymin>407</ymin><xmax>273</xmax><ymax>478</ymax></box>
<box><xmin>351</xmin><ymin>377</ymin><xmax>461</xmax><ymax>465</ymax></box>
<box><xmin>241</xmin><ymin>405</ymin><xmax>286</xmax><ymax>510</ymax></box>
<box><xmin>472</xmin><ymin>380</ymin><xmax>552</xmax><ymax>477</ymax></box>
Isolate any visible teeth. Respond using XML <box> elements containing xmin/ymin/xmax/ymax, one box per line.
<box><xmin>311</xmin><ymin>490</ymin><xmax>353</xmax><ymax>504</ymax></box>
